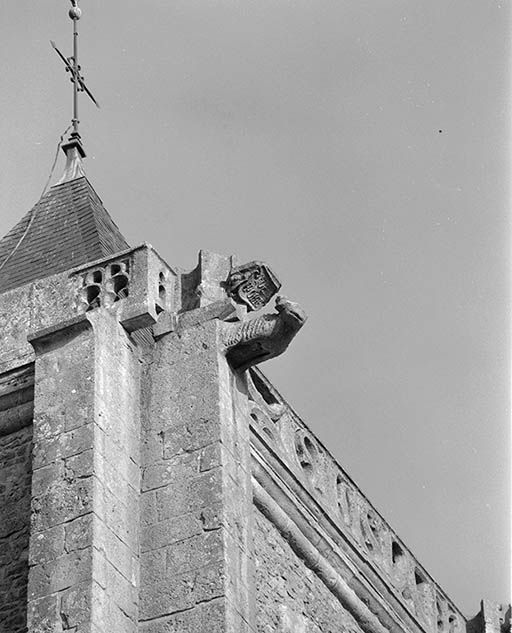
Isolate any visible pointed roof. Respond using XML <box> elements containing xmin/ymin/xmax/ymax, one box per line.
<box><xmin>0</xmin><ymin>175</ymin><xmax>130</xmax><ymax>294</ymax></box>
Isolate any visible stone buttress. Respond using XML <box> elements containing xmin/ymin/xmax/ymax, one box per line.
<box><xmin>0</xmin><ymin>166</ymin><xmax>508</xmax><ymax>633</ymax></box>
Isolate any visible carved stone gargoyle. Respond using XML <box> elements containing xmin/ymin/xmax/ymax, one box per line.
<box><xmin>222</xmin><ymin>295</ymin><xmax>307</xmax><ymax>371</ymax></box>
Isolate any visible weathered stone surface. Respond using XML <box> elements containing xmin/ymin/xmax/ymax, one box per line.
<box><xmin>30</xmin><ymin>524</ymin><xmax>66</xmax><ymax>566</ymax></box>
<box><xmin>254</xmin><ymin>507</ymin><xmax>365</xmax><ymax>633</ymax></box>
<box><xmin>139</xmin><ymin>598</ymin><xmax>226</xmax><ymax>633</ymax></box>
<box><xmin>223</xmin><ymin>296</ymin><xmax>307</xmax><ymax>370</ymax></box>
<box><xmin>0</xmin><ymin>239</ymin><xmax>506</xmax><ymax>633</ymax></box>
<box><xmin>26</xmin><ymin>593</ymin><xmax>61</xmax><ymax>633</ymax></box>
<box><xmin>31</xmin><ymin>476</ymin><xmax>94</xmax><ymax>532</ymax></box>
<box><xmin>247</xmin><ymin>367</ymin><xmax>468</xmax><ymax>633</ymax></box>
<box><xmin>179</xmin><ymin>250</ymin><xmax>234</xmax><ymax>311</ymax></box>
<box><xmin>65</xmin><ymin>514</ymin><xmax>94</xmax><ymax>552</ymax></box>
<box><xmin>226</xmin><ymin>261</ymin><xmax>281</xmax><ymax>312</ymax></box>
<box><xmin>0</xmin><ymin>285</ymin><xmax>33</xmax><ymax>367</ymax></box>
<box><xmin>140</xmin><ymin>509</ymin><xmax>207</xmax><ymax>553</ymax></box>
<box><xmin>139</xmin><ymin>319</ymin><xmax>256</xmax><ymax>632</ymax></box>
<box><xmin>0</xmin><ymin>425</ymin><xmax>32</xmax><ymax>633</ymax></box>
<box><xmin>467</xmin><ymin>601</ymin><xmax>511</xmax><ymax>633</ymax></box>
<box><xmin>28</xmin><ymin>547</ymin><xmax>93</xmax><ymax>600</ymax></box>
<box><xmin>22</xmin><ymin>303</ymin><xmax>142</xmax><ymax>633</ymax></box>
<box><xmin>60</xmin><ymin>582</ymin><xmax>92</xmax><ymax>631</ymax></box>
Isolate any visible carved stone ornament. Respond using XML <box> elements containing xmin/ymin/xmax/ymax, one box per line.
<box><xmin>226</xmin><ymin>261</ymin><xmax>281</xmax><ymax>312</ymax></box>
<box><xmin>78</xmin><ymin>258</ymin><xmax>130</xmax><ymax>312</ymax></box>
<box><xmin>223</xmin><ymin>295</ymin><xmax>307</xmax><ymax>371</ymax></box>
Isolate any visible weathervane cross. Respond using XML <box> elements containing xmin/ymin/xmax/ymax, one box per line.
<box><xmin>51</xmin><ymin>0</ymin><xmax>100</xmax><ymax>151</ymax></box>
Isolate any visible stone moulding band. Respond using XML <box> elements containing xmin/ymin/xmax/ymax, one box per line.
<box><xmin>0</xmin><ymin>363</ymin><xmax>34</xmax><ymax>437</ymax></box>
<box><xmin>0</xmin><ymin>401</ymin><xmax>33</xmax><ymax>437</ymax></box>
<box><xmin>251</xmin><ymin>450</ymin><xmax>435</xmax><ymax>633</ymax></box>
<box><xmin>247</xmin><ymin>368</ymin><xmax>466</xmax><ymax>633</ymax></box>
<box><xmin>27</xmin><ymin>313</ymin><xmax>91</xmax><ymax>349</ymax></box>
<box><xmin>253</xmin><ymin>477</ymin><xmax>392</xmax><ymax>633</ymax></box>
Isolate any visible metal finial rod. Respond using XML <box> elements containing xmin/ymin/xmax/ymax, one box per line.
<box><xmin>50</xmin><ymin>0</ymin><xmax>100</xmax><ymax>150</ymax></box>
<box><xmin>72</xmin><ymin>11</ymin><xmax>80</xmax><ymax>136</ymax></box>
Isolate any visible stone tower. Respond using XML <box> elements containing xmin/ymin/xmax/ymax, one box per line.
<box><xmin>0</xmin><ymin>145</ymin><xmax>509</xmax><ymax>633</ymax></box>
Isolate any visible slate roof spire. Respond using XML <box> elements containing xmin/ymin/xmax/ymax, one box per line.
<box><xmin>0</xmin><ymin>168</ymin><xmax>130</xmax><ymax>294</ymax></box>
<box><xmin>0</xmin><ymin>3</ymin><xmax>129</xmax><ymax>295</ymax></box>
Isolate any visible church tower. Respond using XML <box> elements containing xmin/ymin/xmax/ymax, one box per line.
<box><xmin>0</xmin><ymin>3</ymin><xmax>509</xmax><ymax>633</ymax></box>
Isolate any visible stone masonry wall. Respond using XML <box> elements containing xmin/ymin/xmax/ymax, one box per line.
<box><xmin>139</xmin><ymin>319</ymin><xmax>254</xmax><ymax>633</ymax></box>
<box><xmin>0</xmin><ymin>424</ymin><xmax>32</xmax><ymax>633</ymax></box>
<box><xmin>254</xmin><ymin>507</ymin><xmax>364</xmax><ymax>633</ymax></box>
<box><xmin>27</xmin><ymin>313</ymin><xmax>141</xmax><ymax>633</ymax></box>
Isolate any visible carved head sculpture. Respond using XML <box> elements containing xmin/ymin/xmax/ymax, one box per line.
<box><xmin>274</xmin><ymin>296</ymin><xmax>307</xmax><ymax>328</ymax></box>
<box><xmin>223</xmin><ymin>295</ymin><xmax>307</xmax><ymax>371</ymax></box>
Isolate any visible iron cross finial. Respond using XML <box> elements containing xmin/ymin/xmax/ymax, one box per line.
<box><xmin>51</xmin><ymin>0</ymin><xmax>100</xmax><ymax>152</ymax></box>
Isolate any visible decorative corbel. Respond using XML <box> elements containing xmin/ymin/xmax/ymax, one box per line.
<box><xmin>222</xmin><ymin>295</ymin><xmax>307</xmax><ymax>371</ymax></box>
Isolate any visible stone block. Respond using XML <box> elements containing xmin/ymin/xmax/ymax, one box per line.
<box><xmin>141</xmin><ymin>548</ymin><xmax>167</xmax><ymax>586</ymax></box>
<box><xmin>31</xmin><ymin>476</ymin><xmax>93</xmax><ymax>532</ymax></box>
<box><xmin>95</xmin><ymin>448</ymin><xmax>138</xmax><ymax>505</ymax></box>
<box><xmin>155</xmin><ymin>468</ymin><xmax>223</xmax><ymax>522</ymax></box>
<box><xmin>32</xmin><ymin>423</ymin><xmax>93</xmax><ymax>470</ymax></box>
<box><xmin>96</xmin><ymin>480</ymin><xmax>136</xmax><ymax>546</ymax></box>
<box><xmin>140</xmin><ymin>511</ymin><xmax>204</xmax><ymax>553</ymax></box>
<box><xmin>142</xmin><ymin>426</ymin><xmax>164</xmax><ymax>463</ymax></box>
<box><xmin>60</xmin><ymin>582</ymin><xmax>92</xmax><ymax>630</ymax></box>
<box><xmin>95</xmin><ymin>519</ymin><xmax>135</xmax><ymax>583</ymax></box>
<box><xmin>65</xmin><ymin>513</ymin><xmax>94</xmax><ymax>553</ymax></box>
<box><xmin>190</xmin><ymin>561</ymin><xmax>225</xmax><ymax>604</ymax></box>
<box><xmin>162</xmin><ymin>418</ymin><xmax>221</xmax><ymax>460</ymax></box>
<box><xmin>0</xmin><ymin>425</ymin><xmax>32</xmax><ymax>631</ymax></box>
<box><xmin>99</xmin><ymin>556</ymin><xmax>138</xmax><ymax>617</ymax></box>
<box><xmin>199</xmin><ymin>442</ymin><xmax>222</xmax><ymax>472</ymax></box>
<box><xmin>27</xmin><ymin>592</ymin><xmax>62</xmax><ymax>633</ymax></box>
<box><xmin>165</xmin><ymin>529</ymin><xmax>224</xmax><ymax>577</ymax></box>
<box><xmin>31</xmin><ymin>461</ymin><xmax>65</xmax><ymax>497</ymax></box>
<box><xmin>30</xmin><ymin>524</ymin><xmax>65</xmax><ymax>565</ymax></box>
<box><xmin>0</xmin><ymin>286</ymin><xmax>33</xmax><ymax>363</ymax></box>
<box><xmin>139</xmin><ymin>573</ymin><xmax>194</xmax><ymax>621</ymax></box>
<box><xmin>140</xmin><ymin>490</ymin><xmax>158</xmax><ymax>528</ymax></box>
<box><xmin>28</xmin><ymin>547</ymin><xmax>93</xmax><ymax>600</ymax></box>
<box><xmin>33</xmin><ymin>353</ymin><xmax>94</xmax><ymax>433</ymax></box>
<box><xmin>142</xmin><ymin>451</ymin><xmax>199</xmax><ymax>492</ymax></box>
<box><xmin>0</xmin><ymin>496</ymin><xmax>30</xmax><ymax>539</ymax></box>
<box><xmin>139</xmin><ymin>598</ymin><xmax>226</xmax><ymax>633</ymax></box>
<box><xmin>93</xmin><ymin>587</ymin><xmax>137</xmax><ymax>633</ymax></box>
<box><xmin>65</xmin><ymin>448</ymin><xmax>94</xmax><ymax>479</ymax></box>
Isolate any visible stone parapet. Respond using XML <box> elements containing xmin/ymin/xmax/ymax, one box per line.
<box><xmin>467</xmin><ymin>601</ymin><xmax>511</xmax><ymax>633</ymax></box>
<box><xmin>246</xmin><ymin>367</ymin><xmax>469</xmax><ymax>633</ymax></box>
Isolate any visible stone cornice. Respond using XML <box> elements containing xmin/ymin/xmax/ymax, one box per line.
<box><xmin>253</xmin><ymin>474</ymin><xmax>390</xmax><ymax>633</ymax></box>
<box><xmin>0</xmin><ymin>363</ymin><xmax>34</xmax><ymax>437</ymax></box>
<box><xmin>252</xmin><ymin>435</ymin><xmax>426</xmax><ymax>633</ymax></box>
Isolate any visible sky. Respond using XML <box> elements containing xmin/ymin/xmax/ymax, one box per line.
<box><xmin>0</xmin><ymin>0</ymin><xmax>510</xmax><ymax>615</ymax></box>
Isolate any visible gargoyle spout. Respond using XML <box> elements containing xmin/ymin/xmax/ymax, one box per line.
<box><xmin>223</xmin><ymin>296</ymin><xmax>307</xmax><ymax>371</ymax></box>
